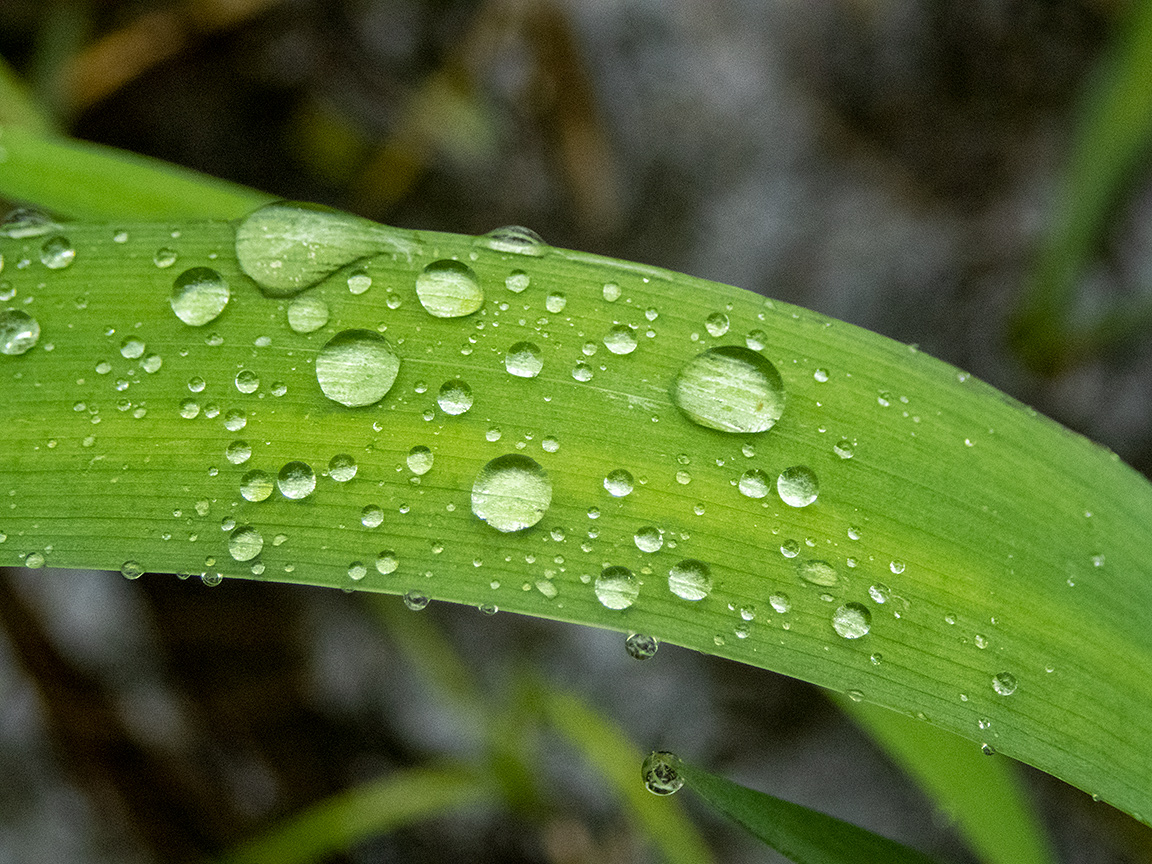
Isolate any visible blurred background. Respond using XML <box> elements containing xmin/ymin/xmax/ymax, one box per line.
<box><xmin>2</xmin><ymin>0</ymin><xmax>1152</xmax><ymax>861</ymax></box>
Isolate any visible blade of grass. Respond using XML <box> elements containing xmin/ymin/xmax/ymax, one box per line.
<box><xmin>833</xmin><ymin>694</ymin><xmax>1055</xmax><ymax>864</ymax></box>
<box><xmin>0</xmin><ymin>55</ymin><xmax>53</xmax><ymax>132</ymax></box>
<box><xmin>674</xmin><ymin>757</ymin><xmax>941</xmax><ymax>864</ymax></box>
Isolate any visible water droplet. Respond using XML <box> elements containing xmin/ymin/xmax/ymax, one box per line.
<box><xmin>769</xmin><ymin>592</ymin><xmax>791</xmax><ymax>613</ymax></box>
<box><xmin>478</xmin><ymin>225</ymin><xmax>548</xmax><ymax>256</ymax></box>
<box><xmin>505</xmin><ymin>341</ymin><xmax>543</xmax><ymax>378</ymax></box>
<box><xmin>737</xmin><ymin>469</ymin><xmax>770</xmax><ymax>498</ymax></box>
<box><xmin>348</xmin><ymin>561</ymin><xmax>367</xmax><ymax>581</ymax></box>
<box><xmin>328</xmin><ymin>454</ymin><xmax>357</xmax><ymax>481</ymax></box>
<box><xmin>315</xmin><ymin>329</ymin><xmax>401</xmax><ymax>407</ymax></box>
<box><xmin>603</xmin><ymin>325</ymin><xmax>637</xmax><ymax>355</ymax></box>
<box><xmin>780</xmin><ymin>539</ymin><xmax>800</xmax><ymax>558</ymax></box>
<box><xmin>0</xmin><ymin>308</ymin><xmax>40</xmax><ymax>354</ymax></box>
<box><xmin>833</xmin><ymin>438</ymin><xmax>854</xmax><ymax>459</ymax></box>
<box><xmin>595</xmin><ymin>565</ymin><xmax>638</xmax><ymax>609</ymax></box>
<box><xmin>604</xmin><ymin>469</ymin><xmax>634</xmax><ymax>497</ymax></box>
<box><xmin>201</xmin><ymin>572</ymin><xmax>223</xmax><ymax>587</ymax></box>
<box><xmin>992</xmin><ymin>672</ymin><xmax>1017</xmax><ymax>696</ymax></box>
<box><xmin>868</xmin><ymin>583</ymin><xmax>890</xmax><ymax>604</ymax></box>
<box><xmin>235</xmin><ymin>369</ymin><xmax>260</xmax><ymax>394</ymax></box>
<box><xmin>626</xmin><ymin>633</ymin><xmax>659</xmax><ymax>660</ymax></box>
<box><xmin>228</xmin><ymin>525</ymin><xmax>264</xmax><ymax>561</ymax></box>
<box><xmin>240</xmin><ymin>470</ymin><xmax>274</xmax><ymax>502</ymax></box>
<box><xmin>416</xmin><ymin>259</ymin><xmax>484</xmax><ymax>318</ymax></box>
<box><xmin>1</xmin><ymin>208</ymin><xmax>59</xmax><ymax>238</ymax></box>
<box><xmin>814</xmin><ymin>367</ymin><xmax>829</xmax><ymax>383</ymax></box>
<box><xmin>277</xmin><ymin>461</ymin><xmax>316</xmax><ymax>499</ymax></box>
<box><xmin>798</xmin><ymin>559</ymin><xmax>839</xmax><ymax>587</ymax></box>
<box><xmin>668</xmin><ymin>559</ymin><xmax>712</xmax><ymax>601</ymax></box>
<box><xmin>170</xmin><ymin>267</ymin><xmax>230</xmax><ymax>326</ymax></box>
<box><xmin>832</xmin><ymin>603</ymin><xmax>871</xmax><ymax>638</ymax></box>
<box><xmin>285</xmin><ymin>296</ymin><xmax>331</xmax><ymax>336</ymax></box>
<box><xmin>745</xmin><ymin>329</ymin><xmax>768</xmax><ymax>351</ymax></box>
<box><xmin>974</xmin><ymin>633</ymin><xmax>989</xmax><ymax>649</ymax></box>
<box><xmin>235</xmin><ymin>201</ymin><xmax>415</xmax><ymax>296</ymax></box>
<box><xmin>571</xmin><ymin>361</ymin><xmax>593</xmax><ymax>381</ymax></box>
<box><xmin>642</xmin><ymin>751</ymin><xmax>683</xmax><ymax>795</ymax></box>
<box><xmin>153</xmin><ymin>247</ymin><xmax>178</xmax><ymax>268</ymax></box>
<box><xmin>224</xmin><ymin>409</ymin><xmax>247</xmax><ymax>431</ymax></box>
<box><xmin>704</xmin><ymin>312</ymin><xmax>729</xmax><ymax>337</ymax></box>
<box><xmin>505</xmin><ymin>270</ymin><xmax>530</xmax><ymax>293</ymax></box>
<box><xmin>545</xmin><ymin>292</ymin><xmax>567</xmax><ymax>313</ymax></box>
<box><xmin>889</xmin><ymin>560</ymin><xmax>905</xmax><ymax>575</ymax></box>
<box><xmin>141</xmin><ymin>353</ymin><xmax>162</xmax><ymax>373</ymax></box>
<box><xmin>602</xmin><ymin>282</ymin><xmax>622</xmax><ymax>302</ymax></box>
<box><xmin>347</xmin><ymin>269</ymin><xmax>372</xmax><ymax>294</ymax></box>
<box><xmin>25</xmin><ymin>552</ymin><xmax>45</xmax><ymax>569</ymax></box>
<box><xmin>671</xmin><ymin>346</ymin><xmax>785</xmax><ymax>434</ymax></box>
<box><xmin>437</xmin><ymin>378</ymin><xmax>473</xmax><ymax>415</ymax></box>
<box><xmin>404</xmin><ymin>591</ymin><xmax>430</xmax><ymax>611</ymax></box>
<box><xmin>486</xmin><ymin>426</ymin><xmax>502</xmax><ymax>442</ymax></box>
<box><xmin>472</xmin><ymin>454</ymin><xmax>552</xmax><ymax>532</ymax></box>
<box><xmin>777</xmin><ymin>465</ymin><xmax>818</xmax><ymax>507</ymax></box>
<box><xmin>120</xmin><ymin>337</ymin><xmax>146</xmax><ymax>359</ymax></box>
<box><xmin>40</xmin><ymin>235</ymin><xmax>75</xmax><ymax>269</ymax></box>
<box><xmin>634</xmin><ymin>526</ymin><xmax>663</xmax><ymax>552</ymax></box>
<box><xmin>121</xmin><ymin>560</ymin><xmax>144</xmax><ymax>580</ymax></box>
<box><xmin>407</xmin><ymin>445</ymin><xmax>434</xmax><ymax>475</ymax></box>
<box><xmin>225</xmin><ymin>440</ymin><xmax>251</xmax><ymax>465</ymax></box>
<box><xmin>179</xmin><ymin>399</ymin><xmax>201</xmax><ymax>419</ymax></box>
<box><xmin>361</xmin><ymin>505</ymin><xmax>384</xmax><ymax>528</ymax></box>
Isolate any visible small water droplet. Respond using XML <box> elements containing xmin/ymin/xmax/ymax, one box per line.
<box><xmin>642</xmin><ymin>751</ymin><xmax>683</xmax><ymax>795</ymax></box>
<box><xmin>228</xmin><ymin>525</ymin><xmax>264</xmax><ymax>561</ymax></box>
<box><xmin>404</xmin><ymin>591</ymin><xmax>430</xmax><ymax>611</ymax></box>
<box><xmin>505</xmin><ymin>270</ymin><xmax>530</xmax><ymax>293</ymax></box>
<box><xmin>777</xmin><ymin>465</ymin><xmax>818</xmax><ymax>507</ymax></box>
<box><xmin>814</xmin><ymin>368</ymin><xmax>829</xmax><ymax>383</ymax></box>
<box><xmin>153</xmin><ymin>247</ymin><xmax>178</xmax><ymax>268</ymax></box>
<box><xmin>769</xmin><ymin>592</ymin><xmax>791</xmax><ymax>613</ymax></box>
<box><xmin>437</xmin><ymin>378</ymin><xmax>473</xmax><ymax>415</ymax></box>
<box><xmin>634</xmin><ymin>526</ymin><xmax>663</xmax><ymax>552</ymax></box>
<box><xmin>745</xmin><ymin>329</ymin><xmax>768</xmax><ymax>351</ymax></box>
<box><xmin>737</xmin><ymin>469</ymin><xmax>770</xmax><ymax>498</ymax></box>
<box><xmin>224</xmin><ymin>409</ymin><xmax>246</xmax><ymax>431</ymax></box>
<box><xmin>486</xmin><ymin>426</ymin><xmax>502</xmax><ymax>442</ymax></box>
<box><xmin>40</xmin><ymin>235</ymin><xmax>75</xmax><ymax>269</ymax></box>
<box><xmin>407</xmin><ymin>445</ymin><xmax>434</xmax><ymax>475</ymax></box>
<box><xmin>798</xmin><ymin>559</ymin><xmax>839</xmax><ymax>587</ymax></box>
<box><xmin>179</xmin><ymin>399</ymin><xmax>201</xmax><ymax>419</ymax></box>
<box><xmin>201</xmin><ymin>572</ymin><xmax>223</xmax><ymax>587</ymax></box>
<box><xmin>505</xmin><ymin>341</ymin><xmax>543</xmax><ymax>378</ymax></box>
<box><xmin>225</xmin><ymin>440</ymin><xmax>251</xmax><ymax>465</ymax></box>
<box><xmin>833</xmin><ymin>438</ymin><xmax>854</xmax><ymax>459</ymax></box>
<box><xmin>235</xmin><ymin>369</ymin><xmax>260</xmax><ymax>394</ymax></box>
<box><xmin>287</xmin><ymin>295</ymin><xmax>330</xmax><ymax>333</ymax></box>
<box><xmin>328</xmin><ymin>454</ymin><xmax>357</xmax><ymax>481</ymax></box>
<box><xmin>121</xmin><ymin>560</ymin><xmax>144</xmax><ymax>580</ymax></box>
<box><xmin>471</xmin><ymin>454</ymin><xmax>552</xmax><ymax>532</ymax></box>
<box><xmin>604</xmin><ymin>469</ymin><xmax>634</xmax><ymax>497</ymax></box>
<box><xmin>671</xmin><ymin>346</ymin><xmax>785</xmax><ymax>434</ymax></box>
<box><xmin>546</xmin><ymin>292</ymin><xmax>567</xmax><ymax>313</ymax></box>
<box><xmin>141</xmin><ymin>353</ymin><xmax>162</xmax><ymax>373</ymax></box>
<box><xmin>376</xmin><ymin>550</ymin><xmax>399</xmax><ymax>574</ymax></box>
<box><xmin>170</xmin><ymin>267</ymin><xmax>229</xmax><ymax>326</ymax></box>
<box><xmin>626</xmin><ymin>633</ymin><xmax>659</xmax><ymax>660</ymax></box>
<box><xmin>868</xmin><ymin>583</ymin><xmax>890</xmax><ymax>604</ymax></box>
<box><xmin>277</xmin><ymin>461</ymin><xmax>316</xmax><ymax>499</ymax></box>
<box><xmin>478</xmin><ymin>225</ymin><xmax>547</xmax><ymax>256</ymax></box>
<box><xmin>832</xmin><ymin>603</ymin><xmax>871</xmax><ymax>638</ymax></box>
<box><xmin>974</xmin><ymin>633</ymin><xmax>989</xmax><ymax>649</ymax></box>
<box><xmin>347</xmin><ymin>269</ymin><xmax>372</xmax><ymax>294</ymax></box>
<box><xmin>603</xmin><ymin>325</ymin><xmax>637</xmax><ymax>355</ymax></box>
<box><xmin>571</xmin><ymin>361</ymin><xmax>593</xmax><ymax>381</ymax></box>
<box><xmin>704</xmin><ymin>312</ymin><xmax>729</xmax><ymax>337</ymax></box>
<box><xmin>992</xmin><ymin>672</ymin><xmax>1017</xmax><ymax>696</ymax></box>
<box><xmin>240</xmin><ymin>469</ymin><xmax>274</xmax><ymax>502</ymax></box>
<box><xmin>347</xmin><ymin>560</ymin><xmax>367</xmax><ymax>581</ymax></box>
<box><xmin>602</xmin><ymin>282</ymin><xmax>622</xmax><ymax>302</ymax></box>
<box><xmin>780</xmin><ymin>539</ymin><xmax>800</xmax><ymax>558</ymax></box>
<box><xmin>120</xmin><ymin>337</ymin><xmax>146</xmax><ymax>359</ymax></box>
<box><xmin>889</xmin><ymin>560</ymin><xmax>905</xmax><ymax>575</ymax></box>
<box><xmin>416</xmin><ymin>259</ymin><xmax>484</xmax><ymax>318</ymax></box>
<box><xmin>595</xmin><ymin>565</ymin><xmax>638</xmax><ymax>609</ymax></box>
<box><xmin>361</xmin><ymin>505</ymin><xmax>384</xmax><ymax>528</ymax></box>
<box><xmin>0</xmin><ymin>308</ymin><xmax>40</xmax><ymax>354</ymax></box>
<box><xmin>315</xmin><ymin>329</ymin><xmax>401</xmax><ymax>407</ymax></box>
<box><xmin>668</xmin><ymin>559</ymin><xmax>712</xmax><ymax>600</ymax></box>
<box><xmin>25</xmin><ymin>552</ymin><xmax>46</xmax><ymax>569</ymax></box>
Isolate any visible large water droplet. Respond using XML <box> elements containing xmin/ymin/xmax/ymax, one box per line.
<box><xmin>315</xmin><ymin>329</ymin><xmax>401</xmax><ymax>407</ymax></box>
<box><xmin>235</xmin><ymin>201</ymin><xmax>416</xmax><ymax>296</ymax></box>
<box><xmin>737</xmin><ymin>469</ymin><xmax>770</xmax><ymax>498</ymax></box>
<box><xmin>229</xmin><ymin>525</ymin><xmax>264</xmax><ymax>561</ymax></box>
<box><xmin>287</xmin><ymin>295</ymin><xmax>329</xmax><ymax>333</ymax></box>
<box><xmin>798</xmin><ymin>559</ymin><xmax>839</xmax><ymax>587</ymax></box>
<box><xmin>641</xmin><ymin>751</ymin><xmax>683</xmax><ymax>795</ymax></box>
<box><xmin>407</xmin><ymin>445</ymin><xmax>434</xmax><ymax>475</ymax></box>
<box><xmin>668</xmin><ymin>559</ymin><xmax>713</xmax><ymax>601</ymax></box>
<box><xmin>777</xmin><ymin>465</ymin><xmax>818</xmax><ymax>507</ymax></box>
<box><xmin>595</xmin><ymin>565</ymin><xmax>638</xmax><ymax>609</ymax></box>
<box><xmin>604</xmin><ymin>469</ymin><xmax>634</xmax><ymax>497</ymax></box>
<box><xmin>170</xmin><ymin>267</ymin><xmax>230</xmax><ymax>326</ymax></box>
<box><xmin>225</xmin><ymin>440</ymin><xmax>252</xmax><ymax>465</ymax></box>
<box><xmin>235</xmin><ymin>369</ymin><xmax>260</xmax><ymax>394</ymax></box>
<box><xmin>240</xmin><ymin>470</ymin><xmax>274</xmax><ymax>502</ymax></box>
<box><xmin>992</xmin><ymin>672</ymin><xmax>1018</xmax><ymax>696</ymax></box>
<box><xmin>478</xmin><ymin>225</ymin><xmax>548</xmax><ymax>256</ymax></box>
<box><xmin>347</xmin><ymin>269</ymin><xmax>372</xmax><ymax>294</ymax></box>
<box><xmin>634</xmin><ymin>526</ymin><xmax>663</xmax><ymax>552</ymax></box>
<box><xmin>832</xmin><ymin>603</ymin><xmax>871</xmax><ymax>638</ymax></box>
<box><xmin>277</xmin><ymin>461</ymin><xmax>316</xmax><ymax>499</ymax></box>
<box><xmin>375</xmin><ymin>550</ymin><xmax>398</xmax><ymax>574</ymax></box>
<box><xmin>328</xmin><ymin>454</ymin><xmax>357</xmax><ymax>481</ymax></box>
<box><xmin>626</xmin><ymin>633</ymin><xmax>659</xmax><ymax>660</ymax></box>
<box><xmin>0</xmin><ymin>308</ymin><xmax>40</xmax><ymax>355</ymax></box>
<box><xmin>471</xmin><ymin>454</ymin><xmax>552</xmax><ymax>532</ymax></box>
<box><xmin>40</xmin><ymin>235</ymin><xmax>75</xmax><ymax>269</ymax></box>
<box><xmin>603</xmin><ymin>325</ymin><xmax>637</xmax><ymax>355</ymax></box>
<box><xmin>416</xmin><ymin>259</ymin><xmax>484</xmax><ymax>318</ymax></box>
<box><xmin>437</xmin><ymin>378</ymin><xmax>473</xmax><ymax>415</ymax></box>
<box><xmin>671</xmin><ymin>346</ymin><xmax>785</xmax><ymax>433</ymax></box>
<box><xmin>505</xmin><ymin>341</ymin><xmax>543</xmax><ymax>378</ymax></box>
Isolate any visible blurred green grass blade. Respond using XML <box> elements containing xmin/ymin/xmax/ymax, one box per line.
<box><xmin>0</xmin><ymin>124</ymin><xmax>273</xmax><ymax>219</ymax></box>
<box><xmin>217</xmin><ymin>764</ymin><xmax>492</xmax><ymax>864</ymax></box>
<box><xmin>0</xmin><ymin>56</ymin><xmax>52</xmax><ymax>132</ymax></box>
<box><xmin>540</xmin><ymin>686</ymin><xmax>714</xmax><ymax>864</ymax></box>
<box><xmin>834</xmin><ymin>694</ymin><xmax>1055</xmax><ymax>864</ymax></box>
<box><xmin>675</xmin><ymin>758</ymin><xmax>940</xmax><ymax>864</ymax></box>
<box><xmin>1013</xmin><ymin>0</ymin><xmax>1152</xmax><ymax>370</ymax></box>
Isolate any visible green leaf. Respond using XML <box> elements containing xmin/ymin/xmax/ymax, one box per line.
<box><xmin>672</xmin><ymin>756</ymin><xmax>940</xmax><ymax>864</ymax></box>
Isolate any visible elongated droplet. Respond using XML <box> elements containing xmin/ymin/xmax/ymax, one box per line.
<box><xmin>832</xmin><ymin>603</ymin><xmax>871</xmax><ymax>638</ymax></box>
<box><xmin>777</xmin><ymin>465</ymin><xmax>818</xmax><ymax>507</ymax></box>
<box><xmin>229</xmin><ymin>525</ymin><xmax>264</xmax><ymax>562</ymax></box>
<box><xmin>671</xmin><ymin>345</ymin><xmax>785</xmax><ymax>433</ymax></box>
<box><xmin>0</xmin><ymin>308</ymin><xmax>40</xmax><ymax>355</ymax></box>
<box><xmin>1</xmin><ymin>208</ymin><xmax>60</xmax><ymax>238</ymax></box>
<box><xmin>798</xmin><ymin>559</ymin><xmax>839</xmax><ymax>587</ymax></box>
<box><xmin>315</xmin><ymin>329</ymin><xmax>400</xmax><ymax>407</ymax></box>
<box><xmin>471</xmin><ymin>454</ymin><xmax>552</xmax><ymax>532</ymax></box>
<box><xmin>171</xmin><ymin>267</ymin><xmax>230</xmax><ymax>326</ymax></box>
<box><xmin>477</xmin><ymin>225</ymin><xmax>548</xmax><ymax>256</ymax></box>
<box><xmin>668</xmin><ymin>559</ymin><xmax>712</xmax><ymax>601</ymax></box>
<box><xmin>235</xmin><ymin>201</ymin><xmax>417</xmax><ymax>296</ymax></box>
<box><xmin>416</xmin><ymin>259</ymin><xmax>484</xmax><ymax>318</ymax></box>
<box><xmin>642</xmin><ymin>751</ymin><xmax>683</xmax><ymax>795</ymax></box>
<box><xmin>595</xmin><ymin>565</ymin><xmax>638</xmax><ymax>609</ymax></box>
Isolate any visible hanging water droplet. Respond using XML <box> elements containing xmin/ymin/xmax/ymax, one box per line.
<box><xmin>0</xmin><ymin>308</ymin><xmax>40</xmax><ymax>355</ymax></box>
<box><xmin>437</xmin><ymin>378</ymin><xmax>473</xmax><ymax>415</ymax></box>
<box><xmin>471</xmin><ymin>454</ymin><xmax>552</xmax><ymax>532</ymax></box>
<box><xmin>40</xmin><ymin>235</ymin><xmax>75</xmax><ymax>269</ymax></box>
<box><xmin>595</xmin><ymin>565</ymin><xmax>638</xmax><ymax>609</ymax></box>
<box><xmin>404</xmin><ymin>591</ymin><xmax>430</xmax><ymax>611</ymax></box>
<box><xmin>798</xmin><ymin>559</ymin><xmax>839</xmax><ymax>587</ymax></box>
<box><xmin>407</xmin><ymin>445</ymin><xmax>434</xmax><ymax>475</ymax></box>
<box><xmin>153</xmin><ymin>248</ymin><xmax>178</xmax><ymax>268</ymax></box>
<box><xmin>668</xmin><ymin>559</ymin><xmax>713</xmax><ymax>601</ymax></box>
<box><xmin>315</xmin><ymin>329</ymin><xmax>401</xmax><ymax>407</ymax></box>
<box><xmin>277</xmin><ymin>461</ymin><xmax>316</xmax><ymax>499</ymax></box>
<box><xmin>626</xmin><ymin>633</ymin><xmax>659</xmax><ymax>660</ymax></box>
<box><xmin>634</xmin><ymin>526</ymin><xmax>663</xmax><ymax>552</ymax></box>
<box><xmin>235</xmin><ymin>201</ymin><xmax>416</xmax><ymax>296</ymax></box>
<box><xmin>328</xmin><ymin>454</ymin><xmax>357</xmax><ymax>481</ymax></box>
<box><xmin>287</xmin><ymin>295</ymin><xmax>330</xmax><ymax>334</ymax></box>
<box><xmin>376</xmin><ymin>550</ymin><xmax>399</xmax><ymax>574</ymax></box>
<box><xmin>604</xmin><ymin>469</ymin><xmax>634</xmax><ymax>497</ymax></box>
<box><xmin>992</xmin><ymin>672</ymin><xmax>1017</xmax><ymax>696</ymax></box>
<box><xmin>235</xmin><ymin>369</ymin><xmax>260</xmax><ymax>394</ymax></box>
<box><xmin>361</xmin><ymin>505</ymin><xmax>384</xmax><ymax>528</ymax></box>
<box><xmin>347</xmin><ymin>269</ymin><xmax>372</xmax><ymax>294</ymax></box>
<box><xmin>769</xmin><ymin>592</ymin><xmax>791</xmax><ymax>613</ymax></box>
<box><xmin>505</xmin><ymin>270</ymin><xmax>530</xmax><ymax>293</ymax></box>
<box><xmin>120</xmin><ymin>337</ymin><xmax>146</xmax><ymax>359</ymax></box>
<box><xmin>704</xmin><ymin>312</ymin><xmax>729</xmax><ymax>337</ymax></box>
<box><xmin>416</xmin><ymin>259</ymin><xmax>484</xmax><ymax>318</ymax></box>
<box><xmin>348</xmin><ymin>561</ymin><xmax>367</xmax><ymax>581</ymax></box>
<box><xmin>505</xmin><ymin>341</ymin><xmax>543</xmax><ymax>378</ymax></box>
<box><xmin>833</xmin><ymin>438</ymin><xmax>854</xmax><ymax>459</ymax></box>
<box><xmin>832</xmin><ymin>603</ymin><xmax>871</xmax><ymax>638</ymax></box>
<box><xmin>737</xmin><ymin>469</ymin><xmax>770</xmax><ymax>498</ymax></box>
<box><xmin>478</xmin><ymin>225</ymin><xmax>548</xmax><ymax>256</ymax></box>
<box><xmin>121</xmin><ymin>560</ymin><xmax>144</xmax><ymax>580</ymax></box>
<box><xmin>170</xmin><ymin>267</ymin><xmax>230</xmax><ymax>326</ymax></box>
<box><xmin>201</xmin><ymin>572</ymin><xmax>224</xmax><ymax>587</ymax></box>
<box><xmin>228</xmin><ymin>525</ymin><xmax>264</xmax><ymax>562</ymax></box>
<box><xmin>777</xmin><ymin>465</ymin><xmax>818</xmax><ymax>507</ymax></box>
<box><xmin>603</xmin><ymin>325</ymin><xmax>637</xmax><ymax>355</ymax></box>
<box><xmin>671</xmin><ymin>346</ymin><xmax>785</xmax><ymax>434</ymax></box>
<box><xmin>641</xmin><ymin>751</ymin><xmax>683</xmax><ymax>795</ymax></box>
<box><xmin>545</xmin><ymin>292</ymin><xmax>567</xmax><ymax>313</ymax></box>
<box><xmin>240</xmin><ymin>470</ymin><xmax>274</xmax><ymax>501</ymax></box>
<box><xmin>602</xmin><ymin>282</ymin><xmax>622</xmax><ymax>302</ymax></box>
<box><xmin>225</xmin><ymin>440</ymin><xmax>251</xmax><ymax>465</ymax></box>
